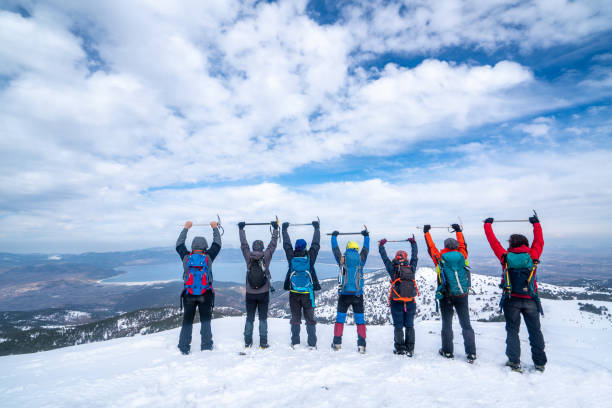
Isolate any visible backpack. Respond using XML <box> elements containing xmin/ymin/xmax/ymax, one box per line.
<box><xmin>438</xmin><ymin>251</ymin><xmax>470</xmax><ymax>297</ymax></box>
<box><xmin>247</xmin><ymin>256</ymin><xmax>267</xmax><ymax>289</ymax></box>
<box><xmin>388</xmin><ymin>260</ymin><xmax>419</xmax><ymax>304</ymax></box>
<box><xmin>184</xmin><ymin>253</ymin><xmax>211</xmax><ymax>295</ymax></box>
<box><xmin>503</xmin><ymin>252</ymin><xmax>537</xmax><ymax>297</ymax></box>
<box><xmin>290</xmin><ymin>255</ymin><xmax>315</xmax><ymax>307</ymax></box>
<box><xmin>338</xmin><ymin>249</ymin><xmax>363</xmax><ymax>295</ymax></box>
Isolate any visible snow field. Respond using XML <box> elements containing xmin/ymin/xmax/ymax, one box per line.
<box><xmin>1</xmin><ymin>315</ymin><xmax>611</xmax><ymax>408</ymax></box>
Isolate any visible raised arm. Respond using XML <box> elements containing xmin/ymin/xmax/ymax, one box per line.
<box><xmin>423</xmin><ymin>226</ymin><xmax>441</xmax><ymax>265</ymax></box>
<box><xmin>409</xmin><ymin>238</ymin><xmax>418</xmax><ymax>271</ymax></box>
<box><xmin>331</xmin><ymin>233</ymin><xmax>342</xmax><ymax>265</ymax></box>
<box><xmin>360</xmin><ymin>233</ymin><xmax>370</xmax><ymax>265</ymax></box>
<box><xmin>282</xmin><ymin>223</ymin><xmax>293</xmax><ymax>261</ymax></box>
<box><xmin>456</xmin><ymin>231</ymin><xmax>468</xmax><ymax>259</ymax></box>
<box><xmin>264</xmin><ymin>226</ymin><xmax>279</xmax><ymax>266</ymax></box>
<box><xmin>483</xmin><ymin>219</ymin><xmax>505</xmax><ymax>262</ymax></box>
<box><xmin>207</xmin><ymin>225</ymin><xmax>222</xmax><ymax>261</ymax></box>
<box><xmin>378</xmin><ymin>241</ymin><xmax>394</xmax><ymax>278</ymax></box>
<box><xmin>309</xmin><ymin>223</ymin><xmax>321</xmax><ymax>263</ymax></box>
<box><xmin>529</xmin><ymin>217</ymin><xmax>544</xmax><ymax>260</ymax></box>
<box><xmin>176</xmin><ymin>222</ymin><xmax>191</xmax><ymax>260</ymax></box>
<box><xmin>239</xmin><ymin>224</ymin><xmax>250</xmax><ymax>263</ymax></box>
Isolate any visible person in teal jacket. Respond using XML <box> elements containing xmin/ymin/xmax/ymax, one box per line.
<box><xmin>330</xmin><ymin>229</ymin><xmax>369</xmax><ymax>353</ymax></box>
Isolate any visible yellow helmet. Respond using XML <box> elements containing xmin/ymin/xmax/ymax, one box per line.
<box><xmin>346</xmin><ymin>241</ymin><xmax>359</xmax><ymax>251</ymax></box>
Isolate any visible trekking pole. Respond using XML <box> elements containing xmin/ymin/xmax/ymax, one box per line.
<box><xmin>326</xmin><ymin>225</ymin><xmax>368</xmax><ymax>236</ymax></box>
<box><xmin>386</xmin><ymin>234</ymin><xmax>416</xmax><ymax>243</ymax></box>
<box><xmin>216</xmin><ymin>214</ymin><xmax>225</xmax><ymax>236</ymax></box>
<box><xmin>286</xmin><ymin>216</ymin><xmax>320</xmax><ymax>227</ymax></box>
<box><xmin>483</xmin><ymin>210</ymin><xmax>539</xmax><ymax>223</ymax></box>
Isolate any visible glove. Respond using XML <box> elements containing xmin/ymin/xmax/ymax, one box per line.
<box><xmin>529</xmin><ymin>214</ymin><xmax>540</xmax><ymax>224</ymax></box>
<box><xmin>484</xmin><ymin>218</ymin><xmax>494</xmax><ymax>224</ymax></box>
<box><xmin>270</xmin><ymin>220</ymin><xmax>279</xmax><ymax>229</ymax></box>
<box><xmin>451</xmin><ymin>223</ymin><xmax>462</xmax><ymax>232</ymax></box>
<box><xmin>238</xmin><ymin>221</ymin><xmax>246</xmax><ymax>230</ymax></box>
<box><xmin>312</xmin><ymin>220</ymin><xmax>320</xmax><ymax>229</ymax></box>
<box><xmin>407</xmin><ymin>237</ymin><xmax>416</xmax><ymax>244</ymax></box>
<box><xmin>361</xmin><ymin>229</ymin><xmax>369</xmax><ymax>236</ymax></box>
<box><xmin>282</xmin><ymin>222</ymin><xmax>289</xmax><ymax>230</ymax></box>
<box><xmin>332</xmin><ymin>230</ymin><xmax>340</xmax><ymax>237</ymax></box>
<box><xmin>423</xmin><ymin>224</ymin><xmax>431</xmax><ymax>233</ymax></box>
<box><xmin>379</xmin><ymin>239</ymin><xmax>387</xmax><ymax>246</ymax></box>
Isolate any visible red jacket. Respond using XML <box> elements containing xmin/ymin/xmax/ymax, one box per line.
<box><xmin>484</xmin><ymin>222</ymin><xmax>544</xmax><ymax>298</ymax></box>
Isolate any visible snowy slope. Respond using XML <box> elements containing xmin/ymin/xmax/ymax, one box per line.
<box><xmin>1</xmin><ymin>308</ymin><xmax>611</xmax><ymax>408</ymax></box>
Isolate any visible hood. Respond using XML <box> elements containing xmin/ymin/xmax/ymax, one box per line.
<box><xmin>444</xmin><ymin>238</ymin><xmax>459</xmax><ymax>250</ymax></box>
<box><xmin>191</xmin><ymin>236</ymin><xmax>208</xmax><ymax>251</ymax></box>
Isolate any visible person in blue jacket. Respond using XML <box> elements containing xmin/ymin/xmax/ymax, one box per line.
<box><xmin>379</xmin><ymin>237</ymin><xmax>418</xmax><ymax>356</ymax></box>
<box><xmin>330</xmin><ymin>228</ymin><xmax>369</xmax><ymax>353</ymax></box>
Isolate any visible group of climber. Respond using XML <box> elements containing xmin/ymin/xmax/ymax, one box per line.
<box><xmin>175</xmin><ymin>212</ymin><xmax>547</xmax><ymax>373</ymax></box>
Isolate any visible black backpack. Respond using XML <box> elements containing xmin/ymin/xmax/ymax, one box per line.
<box><xmin>247</xmin><ymin>256</ymin><xmax>267</xmax><ymax>289</ymax></box>
<box><xmin>388</xmin><ymin>260</ymin><xmax>418</xmax><ymax>304</ymax></box>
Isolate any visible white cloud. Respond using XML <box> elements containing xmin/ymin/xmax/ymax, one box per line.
<box><xmin>1</xmin><ymin>1</ymin><xmax>611</xmax><ymax>251</ymax></box>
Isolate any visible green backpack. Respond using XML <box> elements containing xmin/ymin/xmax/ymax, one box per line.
<box><xmin>437</xmin><ymin>251</ymin><xmax>471</xmax><ymax>297</ymax></box>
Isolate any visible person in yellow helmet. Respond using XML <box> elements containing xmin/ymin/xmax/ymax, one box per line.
<box><xmin>330</xmin><ymin>228</ymin><xmax>370</xmax><ymax>353</ymax></box>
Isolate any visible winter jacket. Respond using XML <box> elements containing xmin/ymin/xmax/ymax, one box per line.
<box><xmin>424</xmin><ymin>230</ymin><xmax>469</xmax><ymax>296</ymax></box>
<box><xmin>484</xmin><ymin>222</ymin><xmax>544</xmax><ymax>299</ymax></box>
<box><xmin>176</xmin><ymin>227</ymin><xmax>222</xmax><ymax>283</ymax></box>
<box><xmin>240</xmin><ymin>228</ymin><xmax>278</xmax><ymax>294</ymax></box>
<box><xmin>331</xmin><ymin>235</ymin><xmax>369</xmax><ymax>295</ymax></box>
<box><xmin>282</xmin><ymin>227</ymin><xmax>322</xmax><ymax>291</ymax></box>
<box><xmin>380</xmin><ymin>241</ymin><xmax>418</xmax><ymax>302</ymax></box>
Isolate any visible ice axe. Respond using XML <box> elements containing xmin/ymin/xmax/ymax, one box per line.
<box><xmin>179</xmin><ymin>214</ymin><xmax>225</xmax><ymax>235</ymax></box>
<box><xmin>241</xmin><ymin>216</ymin><xmax>281</xmax><ymax>242</ymax></box>
<box><xmin>326</xmin><ymin>225</ymin><xmax>368</xmax><ymax>236</ymax></box>
<box><xmin>483</xmin><ymin>210</ymin><xmax>539</xmax><ymax>223</ymax></box>
<box><xmin>385</xmin><ymin>234</ymin><xmax>416</xmax><ymax>243</ymax></box>
<box><xmin>416</xmin><ymin>216</ymin><xmax>464</xmax><ymax>233</ymax></box>
<box><xmin>286</xmin><ymin>216</ymin><xmax>320</xmax><ymax>227</ymax></box>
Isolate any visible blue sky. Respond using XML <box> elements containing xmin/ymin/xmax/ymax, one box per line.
<box><xmin>0</xmin><ymin>0</ymin><xmax>611</xmax><ymax>253</ymax></box>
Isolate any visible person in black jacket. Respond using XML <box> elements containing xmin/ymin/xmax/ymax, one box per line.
<box><xmin>379</xmin><ymin>237</ymin><xmax>418</xmax><ymax>356</ymax></box>
<box><xmin>282</xmin><ymin>220</ymin><xmax>321</xmax><ymax>348</ymax></box>
<box><xmin>176</xmin><ymin>220</ymin><xmax>221</xmax><ymax>354</ymax></box>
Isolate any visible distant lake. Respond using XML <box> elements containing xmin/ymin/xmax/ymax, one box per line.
<box><xmin>102</xmin><ymin>261</ymin><xmax>380</xmax><ymax>284</ymax></box>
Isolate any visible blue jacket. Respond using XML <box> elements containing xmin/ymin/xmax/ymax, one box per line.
<box><xmin>332</xmin><ymin>235</ymin><xmax>369</xmax><ymax>294</ymax></box>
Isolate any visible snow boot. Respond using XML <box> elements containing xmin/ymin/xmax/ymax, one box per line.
<box><xmin>467</xmin><ymin>353</ymin><xmax>476</xmax><ymax>364</ymax></box>
<box><xmin>405</xmin><ymin>350</ymin><xmax>414</xmax><ymax>357</ymax></box>
<box><xmin>331</xmin><ymin>343</ymin><xmax>341</xmax><ymax>351</ymax></box>
<box><xmin>358</xmin><ymin>345</ymin><xmax>366</xmax><ymax>354</ymax></box>
<box><xmin>439</xmin><ymin>348</ymin><xmax>454</xmax><ymax>359</ymax></box>
<box><xmin>535</xmin><ymin>365</ymin><xmax>545</xmax><ymax>373</ymax></box>
<box><xmin>505</xmin><ymin>361</ymin><xmax>522</xmax><ymax>373</ymax></box>
<box><xmin>259</xmin><ymin>342</ymin><xmax>269</xmax><ymax>350</ymax></box>
<box><xmin>394</xmin><ymin>348</ymin><xmax>406</xmax><ymax>355</ymax></box>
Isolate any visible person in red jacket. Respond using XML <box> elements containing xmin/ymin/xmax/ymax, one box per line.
<box><xmin>484</xmin><ymin>213</ymin><xmax>547</xmax><ymax>372</ymax></box>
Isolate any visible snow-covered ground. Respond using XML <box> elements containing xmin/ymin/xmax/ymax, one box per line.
<box><xmin>1</xmin><ymin>312</ymin><xmax>611</xmax><ymax>408</ymax></box>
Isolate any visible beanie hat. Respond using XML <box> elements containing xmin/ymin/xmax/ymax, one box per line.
<box><xmin>295</xmin><ymin>239</ymin><xmax>307</xmax><ymax>251</ymax></box>
<box><xmin>252</xmin><ymin>240</ymin><xmax>264</xmax><ymax>252</ymax></box>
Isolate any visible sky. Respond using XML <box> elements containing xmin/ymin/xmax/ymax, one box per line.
<box><xmin>0</xmin><ymin>0</ymin><xmax>611</xmax><ymax>253</ymax></box>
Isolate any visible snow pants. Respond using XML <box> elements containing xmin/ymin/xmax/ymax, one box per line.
<box><xmin>333</xmin><ymin>294</ymin><xmax>366</xmax><ymax>347</ymax></box>
<box><xmin>178</xmin><ymin>291</ymin><xmax>214</xmax><ymax>353</ymax></box>
<box><xmin>289</xmin><ymin>292</ymin><xmax>317</xmax><ymax>347</ymax></box>
<box><xmin>244</xmin><ymin>292</ymin><xmax>270</xmax><ymax>346</ymax></box>
<box><xmin>390</xmin><ymin>300</ymin><xmax>416</xmax><ymax>353</ymax></box>
<box><xmin>503</xmin><ymin>297</ymin><xmax>547</xmax><ymax>366</ymax></box>
<box><xmin>439</xmin><ymin>294</ymin><xmax>476</xmax><ymax>356</ymax></box>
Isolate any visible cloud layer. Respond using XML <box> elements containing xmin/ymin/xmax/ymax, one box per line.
<box><xmin>0</xmin><ymin>0</ymin><xmax>611</xmax><ymax>252</ymax></box>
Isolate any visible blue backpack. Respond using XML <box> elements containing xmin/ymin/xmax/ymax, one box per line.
<box><xmin>290</xmin><ymin>255</ymin><xmax>315</xmax><ymax>307</ymax></box>
<box><xmin>504</xmin><ymin>252</ymin><xmax>536</xmax><ymax>297</ymax></box>
<box><xmin>438</xmin><ymin>251</ymin><xmax>470</xmax><ymax>297</ymax></box>
<box><xmin>338</xmin><ymin>249</ymin><xmax>364</xmax><ymax>295</ymax></box>
<box><xmin>184</xmin><ymin>253</ymin><xmax>212</xmax><ymax>295</ymax></box>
